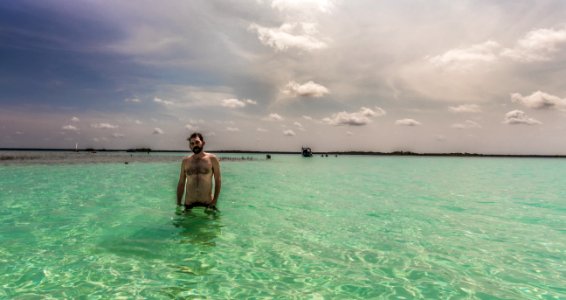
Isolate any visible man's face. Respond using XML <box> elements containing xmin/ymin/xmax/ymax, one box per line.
<box><xmin>189</xmin><ymin>137</ymin><xmax>204</xmax><ymax>154</ymax></box>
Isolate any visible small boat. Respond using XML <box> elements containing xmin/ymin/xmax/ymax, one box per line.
<box><xmin>301</xmin><ymin>146</ymin><xmax>313</xmax><ymax>157</ymax></box>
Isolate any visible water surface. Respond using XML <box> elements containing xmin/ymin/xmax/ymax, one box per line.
<box><xmin>0</xmin><ymin>154</ymin><xmax>564</xmax><ymax>299</ymax></box>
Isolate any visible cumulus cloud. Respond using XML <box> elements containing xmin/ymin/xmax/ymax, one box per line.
<box><xmin>451</xmin><ymin>120</ymin><xmax>481</xmax><ymax>129</ymax></box>
<box><xmin>153</xmin><ymin>128</ymin><xmax>164</xmax><ymax>134</ymax></box>
<box><xmin>125</xmin><ymin>98</ymin><xmax>141</xmax><ymax>103</ymax></box>
<box><xmin>449</xmin><ymin>104</ymin><xmax>482</xmax><ymax>113</ymax></box>
<box><xmin>323</xmin><ymin>107</ymin><xmax>385</xmax><ymax>126</ymax></box>
<box><xmin>71</xmin><ymin>116</ymin><xmax>80</xmax><ymax>122</ymax></box>
<box><xmin>283</xmin><ymin>80</ymin><xmax>329</xmax><ymax>98</ymax></box>
<box><xmin>503</xmin><ymin>110</ymin><xmax>541</xmax><ymax>125</ymax></box>
<box><xmin>428</xmin><ymin>40</ymin><xmax>501</xmax><ymax>69</ymax></box>
<box><xmin>271</xmin><ymin>0</ymin><xmax>335</xmax><ymax>13</ymax></box>
<box><xmin>153</xmin><ymin>97</ymin><xmax>174</xmax><ymax>105</ymax></box>
<box><xmin>249</xmin><ymin>22</ymin><xmax>327</xmax><ymax>52</ymax></box>
<box><xmin>226</xmin><ymin>127</ymin><xmax>240</xmax><ymax>132</ymax></box>
<box><xmin>91</xmin><ymin>123</ymin><xmax>118</xmax><ymax>129</ymax></box>
<box><xmin>395</xmin><ymin>119</ymin><xmax>422</xmax><ymax>126</ymax></box>
<box><xmin>62</xmin><ymin>125</ymin><xmax>79</xmax><ymax>131</ymax></box>
<box><xmin>221</xmin><ymin>98</ymin><xmax>257</xmax><ymax>108</ymax></box>
<box><xmin>511</xmin><ymin>91</ymin><xmax>566</xmax><ymax>110</ymax></box>
<box><xmin>502</xmin><ymin>27</ymin><xmax>566</xmax><ymax>62</ymax></box>
<box><xmin>264</xmin><ymin>113</ymin><xmax>284</xmax><ymax>121</ymax></box>
<box><xmin>283</xmin><ymin>129</ymin><xmax>296</xmax><ymax>136</ymax></box>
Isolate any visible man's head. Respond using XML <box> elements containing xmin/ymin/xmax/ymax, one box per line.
<box><xmin>187</xmin><ymin>132</ymin><xmax>205</xmax><ymax>154</ymax></box>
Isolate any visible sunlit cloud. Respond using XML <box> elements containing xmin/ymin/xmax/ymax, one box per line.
<box><xmin>283</xmin><ymin>129</ymin><xmax>296</xmax><ymax>136</ymax></box>
<box><xmin>271</xmin><ymin>0</ymin><xmax>335</xmax><ymax>13</ymax></box>
<box><xmin>503</xmin><ymin>110</ymin><xmax>541</xmax><ymax>125</ymax></box>
<box><xmin>71</xmin><ymin>117</ymin><xmax>80</xmax><ymax>122</ymax></box>
<box><xmin>502</xmin><ymin>27</ymin><xmax>566</xmax><ymax>62</ymax></box>
<box><xmin>283</xmin><ymin>80</ymin><xmax>329</xmax><ymax>98</ymax></box>
<box><xmin>449</xmin><ymin>104</ymin><xmax>482</xmax><ymax>113</ymax></box>
<box><xmin>249</xmin><ymin>22</ymin><xmax>328</xmax><ymax>52</ymax></box>
<box><xmin>62</xmin><ymin>125</ymin><xmax>79</xmax><ymax>131</ymax></box>
<box><xmin>264</xmin><ymin>113</ymin><xmax>284</xmax><ymax>121</ymax></box>
<box><xmin>153</xmin><ymin>97</ymin><xmax>174</xmax><ymax>106</ymax></box>
<box><xmin>91</xmin><ymin>123</ymin><xmax>118</xmax><ymax>129</ymax></box>
<box><xmin>511</xmin><ymin>91</ymin><xmax>566</xmax><ymax>110</ymax></box>
<box><xmin>221</xmin><ymin>98</ymin><xmax>258</xmax><ymax>108</ymax></box>
<box><xmin>323</xmin><ymin>107</ymin><xmax>385</xmax><ymax>126</ymax></box>
<box><xmin>153</xmin><ymin>128</ymin><xmax>164</xmax><ymax>134</ymax></box>
<box><xmin>395</xmin><ymin>119</ymin><xmax>421</xmax><ymax>126</ymax></box>
<box><xmin>429</xmin><ymin>41</ymin><xmax>501</xmax><ymax>69</ymax></box>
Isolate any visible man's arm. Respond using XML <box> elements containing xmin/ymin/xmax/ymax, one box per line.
<box><xmin>176</xmin><ymin>159</ymin><xmax>187</xmax><ymax>206</ymax></box>
<box><xmin>210</xmin><ymin>155</ymin><xmax>221</xmax><ymax>207</ymax></box>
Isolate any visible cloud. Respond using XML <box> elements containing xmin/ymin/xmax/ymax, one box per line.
<box><xmin>302</xmin><ymin>115</ymin><xmax>313</xmax><ymax>120</ymax></box>
<box><xmin>134</xmin><ymin>120</ymin><xmax>143</xmax><ymax>125</ymax></box>
<box><xmin>271</xmin><ymin>0</ymin><xmax>335</xmax><ymax>13</ymax></box>
<box><xmin>226</xmin><ymin>127</ymin><xmax>240</xmax><ymax>132</ymax></box>
<box><xmin>153</xmin><ymin>128</ymin><xmax>164</xmax><ymax>134</ymax></box>
<box><xmin>91</xmin><ymin>123</ymin><xmax>118</xmax><ymax>129</ymax></box>
<box><xmin>346</xmin><ymin>131</ymin><xmax>353</xmax><ymax>136</ymax></box>
<box><xmin>125</xmin><ymin>98</ymin><xmax>141</xmax><ymax>103</ymax></box>
<box><xmin>111</xmin><ymin>133</ymin><xmax>125</xmax><ymax>138</ymax></box>
<box><xmin>451</xmin><ymin>120</ymin><xmax>481</xmax><ymax>129</ymax></box>
<box><xmin>502</xmin><ymin>27</ymin><xmax>566</xmax><ymax>62</ymax></box>
<box><xmin>294</xmin><ymin>121</ymin><xmax>303</xmax><ymax>127</ymax></box>
<box><xmin>249</xmin><ymin>22</ymin><xmax>328</xmax><ymax>52</ymax></box>
<box><xmin>395</xmin><ymin>119</ymin><xmax>422</xmax><ymax>126</ymax></box>
<box><xmin>185</xmin><ymin>123</ymin><xmax>199</xmax><ymax>131</ymax></box>
<box><xmin>503</xmin><ymin>110</ymin><xmax>541</xmax><ymax>125</ymax></box>
<box><xmin>428</xmin><ymin>41</ymin><xmax>501</xmax><ymax>69</ymax></box>
<box><xmin>283</xmin><ymin>129</ymin><xmax>296</xmax><ymax>136</ymax></box>
<box><xmin>153</xmin><ymin>97</ymin><xmax>174</xmax><ymax>105</ymax></box>
<box><xmin>323</xmin><ymin>107</ymin><xmax>385</xmax><ymax>126</ymax></box>
<box><xmin>511</xmin><ymin>91</ymin><xmax>566</xmax><ymax>110</ymax></box>
<box><xmin>257</xmin><ymin>127</ymin><xmax>268</xmax><ymax>132</ymax></box>
<box><xmin>283</xmin><ymin>80</ymin><xmax>329</xmax><ymax>98</ymax></box>
<box><xmin>221</xmin><ymin>98</ymin><xmax>257</xmax><ymax>108</ymax></box>
<box><xmin>264</xmin><ymin>113</ymin><xmax>284</xmax><ymax>121</ymax></box>
<box><xmin>71</xmin><ymin>116</ymin><xmax>80</xmax><ymax>122</ymax></box>
<box><xmin>62</xmin><ymin>125</ymin><xmax>79</xmax><ymax>131</ymax></box>
<box><xmin>449</xmin><ymin>104</ymin><xmax>482</xmax><ymax>113</ymax></box>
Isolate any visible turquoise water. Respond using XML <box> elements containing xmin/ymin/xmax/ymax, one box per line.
<box><xmin>0</xmin><ymin>155</ymin><xmax>565</xmax><ymax>299</ymax></box>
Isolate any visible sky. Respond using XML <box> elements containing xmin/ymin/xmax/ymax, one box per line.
<box><xmin>1</xmin><ymin>0</ymin><xmax>566</xmax><ymax>154</ymax></box>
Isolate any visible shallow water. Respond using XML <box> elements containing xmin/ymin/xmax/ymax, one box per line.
<box><xmin>0</xmin><ymin>154</ymin><xmax>565</xmax><ymax>299</ymax></box>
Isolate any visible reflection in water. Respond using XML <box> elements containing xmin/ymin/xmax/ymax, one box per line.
<box><xmin>172</xmin><ymin>208</ymin><xmax>223</xmax><ymax>246</ymax></box>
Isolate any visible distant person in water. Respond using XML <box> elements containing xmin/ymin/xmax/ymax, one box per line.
<box><xmin>177</xmin><ymin>132</ymin><xmax>221</xmax><ymax>211</ymax></box>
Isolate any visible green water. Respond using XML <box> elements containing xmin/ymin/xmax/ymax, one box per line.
<box><xmin>0</xmin><ymin>155</ymin><xmax>564</xmax><ymax>299</ymax></box>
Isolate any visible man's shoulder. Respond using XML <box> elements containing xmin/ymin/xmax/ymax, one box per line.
<box><xmin>205</xmin><ymin>152</ymin><xmax>219</xmax><ymax>160</ymax></box>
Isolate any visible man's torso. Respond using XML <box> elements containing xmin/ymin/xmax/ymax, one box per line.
<box><xmin>183</xmin><ymin>153</ymin><xmax>214</xmax><ymax>205</ymax></box>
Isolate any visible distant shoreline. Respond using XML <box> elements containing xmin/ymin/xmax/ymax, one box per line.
<box><xmin>1</xmin><ymin>148</ymin><xmax>566</xmax><ymax>158</ymax></box>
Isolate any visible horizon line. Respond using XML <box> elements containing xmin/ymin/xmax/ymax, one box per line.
<box><xmin>2</xmin><ymin>148</ymin><xmax>566</xmax><ymax>158</ymax></box>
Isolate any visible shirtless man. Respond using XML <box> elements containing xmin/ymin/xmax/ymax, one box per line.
<box><xmin>177</xmin><ymin>132</ymin><xmax>221</xmax><ymax>211</ymax></box>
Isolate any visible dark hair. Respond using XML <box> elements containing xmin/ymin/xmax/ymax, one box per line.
<box><xmin>187</xmin><ymin>132</ymin><xmax>204</xmax><ymax>142</ymax></box>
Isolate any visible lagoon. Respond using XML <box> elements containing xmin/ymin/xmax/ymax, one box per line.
<box><xmin>0</xmin><ymin>153</ymin><xmax>564</xmax><ymax>299</ymax></box>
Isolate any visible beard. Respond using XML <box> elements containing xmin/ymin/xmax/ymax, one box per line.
<box><xmin>192</xmin><ymin>146</ymin><xmax>202</xmax><ymax>154</ymax></box>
